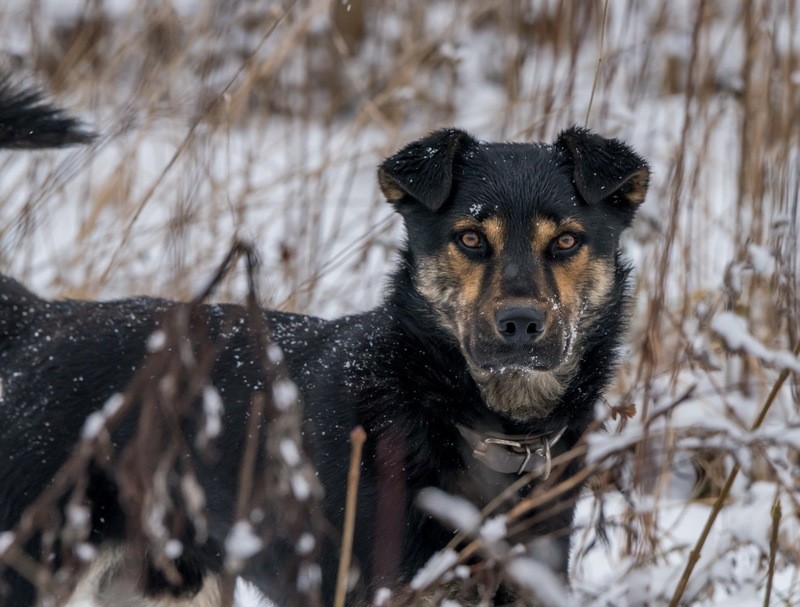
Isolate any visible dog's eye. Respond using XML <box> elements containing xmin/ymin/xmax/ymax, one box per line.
<box><xmin>458</xmin><ymin>230</ymin><xmax>483</xmax><ymax>250</ymax></box>
<box><xmin>555</xmin><ymin>233</ymin><xmax>578</xmax><ymax>251</ymax></box>
<box><xmin>551</xmin><ymin>232</ymin><xmax>580</xmax><ymax>255</ymax></box>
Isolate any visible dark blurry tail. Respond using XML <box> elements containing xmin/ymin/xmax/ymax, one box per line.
<box><xmin>0</xmin><ymin>75</ymin><xmax>94</xmax><ymax>149</ymax></box>
<box><xmin>0</xmin><ymin>75</ymin><xmax>89</xmax><ymax>341</ymax></box>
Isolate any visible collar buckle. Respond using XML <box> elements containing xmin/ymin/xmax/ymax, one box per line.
<box><xmin>457</xmin><ymin>424</ymin><xmax>567</xmax><ymax>478</ymax></box>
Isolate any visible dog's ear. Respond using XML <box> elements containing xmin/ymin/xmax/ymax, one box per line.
<box><xmin>556</xmin><ymin>126</ymin><xmax>649</xmax><ymax>207</ymax></box>
<box><xmin>378</xmin><ymin>128</ymin><xmax>473</xmax><ymax>212</ymax></box>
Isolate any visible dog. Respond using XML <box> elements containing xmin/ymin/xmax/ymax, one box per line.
<box><xmin>0</xmin><ymin>78</ymin><xmax>649</xmax><ymax>606</ymax></box>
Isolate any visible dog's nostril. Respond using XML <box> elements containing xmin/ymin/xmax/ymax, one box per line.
<box><xmin>495</xmin><ymin>306</ymin><xmax>546</xmax><ymax>343</ymax></box>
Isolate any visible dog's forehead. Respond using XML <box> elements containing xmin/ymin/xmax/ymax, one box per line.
<box><xmin>452</xmin><ymin>141</ymin><xmax>579</xmax><ymax>221</ymax></box>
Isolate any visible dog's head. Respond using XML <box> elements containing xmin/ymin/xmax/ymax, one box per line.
<box><xmin>379</xmin><ymin>128</ymin><xmax>648</xmax><ymax>417</ymax></box>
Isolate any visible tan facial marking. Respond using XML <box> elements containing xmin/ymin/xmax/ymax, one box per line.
<box><xmin>584</xmin><ymin>258</ymin><xmax>614</xmax><ymax>307</ymax></box>
<box><xmin>481</xmin><ymin>217</ymin><xmax>504</xmax><ymax>255</ymax></box>
<box><xmin>531</xmin><ymin>218</ymin><xmax>559</xmax><ymax>251</ymax></box>
<box><xmin>446</xmin><ymin>242</ymin><xmax>485</xmax><ymax>306</ymax></box>
<box><xmin>453</xmin><ymin>217</ymin><xmax>505</xmax><ymax>308</ymax></box>
<box><xmin>552</xmin><ymin>246</ymin><xmax>590</xmax><ymax>308</ymax></box>
<box><xmin>416</xmin><ymin>217</ymin><xmax>508</xmax><ymax>341</ymax></box>
<box><xmin>532</xmin><ymin>218</ymin><xmax>586</xmax><ymax>251</ymax></box>
<box><xmin>551</xmin><ymin>248</ymin><xmax>614</xmax><ymax>312</ymax></box>
<box><xmin>453</xmin><ymin>216</ymin><xmax>505</xmax><ymax>255</ymax></box>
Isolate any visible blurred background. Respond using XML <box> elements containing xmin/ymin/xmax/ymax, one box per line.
<box><xmin>0</xmin><ymin>1</ymin><xmax>798</xmax><ymax>605</ymax></box>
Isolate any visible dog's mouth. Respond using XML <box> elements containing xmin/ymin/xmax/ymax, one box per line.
<box><xmin>460</xmin><ymin>332</ymin><xmax>581</xmax><ymax>420</ymax></box>
<box><xmin>462</xmin><ymin>334</ymin><xmax>572</xmax><ymax>375</ymax></box>
<box><xmin>463</xmin><ymin>347</ymin><xmax>576</xmax><ymax>421</ymax></box>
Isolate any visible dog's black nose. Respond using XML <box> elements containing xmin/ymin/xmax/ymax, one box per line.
<box><xmin>495</xmin><ymin>306</ymin><xmax>546</xmax><ymax>344</ymax></box>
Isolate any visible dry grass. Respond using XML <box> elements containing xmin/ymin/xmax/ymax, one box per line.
<box><xmin>0</xmin><ymin>0</ymin><xmax>798</xmax><ymax>605</ymax></box>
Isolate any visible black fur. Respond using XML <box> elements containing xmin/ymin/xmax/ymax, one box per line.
<box><xmin>0</xmin><ymin>76</ymin><xmax>94</xmax><ymax>149</ymax></box>
<box><xmin>0</xmin><ymin>96</ymin><xmax>648</xmax><ymax>606</ymax></box>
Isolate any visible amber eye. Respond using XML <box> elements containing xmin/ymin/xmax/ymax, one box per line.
<box><xmin>555</xmin><ymin>233</ymin><xmax>577</xmax><ymax>251</ymax></box>
<box><xmin>458</xmin><ymin>230</ymin><xmax>483</xmax><ymax>249</ymax></box>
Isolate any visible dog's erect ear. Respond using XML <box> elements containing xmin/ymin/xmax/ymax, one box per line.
<box><xmin>378</xmin><ymin>128</ymin><xmax>473</xmax><ymax>212</ymax></box>
<box><xmin>0</xmin><ymin>77</ymin><xmax>94</xmax><ymax>149</ymax></box>
<box><xmin>556</xmin><ymin>126</ymin><xmax>649</xmax><ymax>207</ymax></box>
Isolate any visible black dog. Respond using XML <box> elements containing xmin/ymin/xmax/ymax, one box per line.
<box><xmin>0</xmin><ymin>80</ymin><xmax>649</xmax><ymax>605</ymax></box>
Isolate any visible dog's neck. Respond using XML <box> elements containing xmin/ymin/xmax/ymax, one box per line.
<box><xmin>456</xmin><ymin>422</ymin><xmax>568</xmax><ymax>476</ymax></box>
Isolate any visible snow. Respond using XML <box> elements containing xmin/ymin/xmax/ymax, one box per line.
<box><xmin>75</xmin><ymin>543</ymin><xmax>96</xmax><ymax>562</ymax></box>
<box><xmin>415</xmin><ymin>487</ymin><xmax>480</xmax><ymax>534</ymax></box>
<box><xmin>571</xmin><ymin>481</ymin><xmax>800</xmax><ymax>606</ymax></box>
<box><xmin>746</xmin><ymin>244</ymin><xmax>776</xmax><ymax>276</ymax></box>
<box><xmin>290</xmin><ymin>473</ymin><xmax>311</xmax><ymax>501</ymax></box>
<box><xmin>409</xmin><ymin>549</ymin><xmax>459</xmax><ymax>591</ymax></box>
<box><xmin>102</xmin><ymin>393</ymin><xmax>125</xmax><ymax>417</ymax></box>
<box><xmin>81</xmin><ymin>394</ymin><xmax>125</xmax><ymax>440</ymax></box>
<box><xmin>279</xmin><ymin>438</ymin><xmax>301</xmax><ymax>466</ymax></box>
<box><xmin>0</xmin><ymin>531</ymin><xmax>14</xmax><ymax>556</ymax></box>
<box><xmin>202</xmin><ymin>385</ymin><xmax>224</xmax><ymax>438</ymax></box>
<box><xmin>373</xmin><ymin>588</ymin><xmax>392</xmax><ymax>606</ymax></box>
<box><xmin>711</xmin><ymin>311</ymin><xmax>800</xmax><ymax>372</ymax></box>
<box><xmin>266</xmin><ymin>343</ymin><xmax>284</xmax><ymax>363</ymax></box>
<box><xmin>296</xmin><ymin>562</ymin><xmax>322</xmax><ymax>593</ymax></box>
<box><xmin>0</xmin><ymin>1</ymin><xmax>797</xmax><ymax>606</ymax></box>
<box><xmin>80</xmin><ymin>412</ymin><xmax>106</xmax><ymax>440</ymax></box>
<box><xmin>146</xmin><ymin>329</ymin><xmax>166</xmax><ymax>351</ymax></box>
<box><xmin>67</xmin><ymin>503</ymin><xmax>91</xmax><ymax>528</ymax></box>
<box><xmin>295</xmin><ymin>532</ymin><xmax>315</xmax><ymax>556</ymax></box>
<box><xmin>586</xmin><ymin>422</ymin><xmax>647</xmax><ymax>463</ymax></box>
<box><xmin>164</xmin><ymin>539</ymin><xmax>183</xmax><ymax>559</ymax></box>
<box><xmin>272</xmin><ymin>378</ymin><xmax>299</xmax><ymax>411</ymax></box>
<box><xmin>506</xmin><ymin>557</ymin><xmax>572</xmax><ymax>607</ymax></box>
<box><xmin>479</xmin><ymin>515</ymin><xmax>507</xmax><ymax>543</ymax></box>
<box><xmin>225</xmin><ymin>521</ymin><xmax>263</xmax><ymax>561</ymax></box>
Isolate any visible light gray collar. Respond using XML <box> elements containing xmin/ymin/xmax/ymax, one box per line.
<box><xmin>456</xmin><ymin>424</ymin><xmax>568</xmax><ymax>477</ymax></box>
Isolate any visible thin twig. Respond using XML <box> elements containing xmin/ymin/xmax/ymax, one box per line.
<box><xmin>668</xmin><ymin>342</ymin><xmax>800</xmax><ymax>607</ymax></box>
<box><xmin>764</xmin><ymin>489</ymin><xmax>781</xmax><ymax>607</ymax></box>
<box><xmin>584</xmin><ymin>0</ymin><xmax>609</xmax><ymax>126</ymax></box>
<box><xmin>97</xmin><ymin>1</ymin><xmax>298</xmax><ymax>284</ymax></box>
<box><xmin>334</xmin><ymin>426</ymin><xmax>367</xmax><ymax>607</ymax></box>
<box><xmin>506</xmin><ymin>459</ymin><xmax>598</xmax><ymax>522</ymax></box>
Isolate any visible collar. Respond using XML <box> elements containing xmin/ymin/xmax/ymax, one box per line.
<box><xmin>456</xmin><ymin>423</ymin><xmax>568</xmax><ymax>477</ymax></box>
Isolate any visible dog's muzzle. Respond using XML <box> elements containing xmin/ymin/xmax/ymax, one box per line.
<box><xmin>457</xmin><ymin>424</ymin><xmax>567</xmax><ymax>477</ymax></box>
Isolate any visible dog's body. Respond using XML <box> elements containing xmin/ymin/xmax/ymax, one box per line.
<box><xmin>0</xmin><ymin>81</ymin><xmax>649</xmax><ymax>606</ymax></box>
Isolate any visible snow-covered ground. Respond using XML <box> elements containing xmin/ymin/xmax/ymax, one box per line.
<box><xmin>1</xmin><ymin>0</ymin><xmax>798</xmax><ymax>605</ymax></box>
